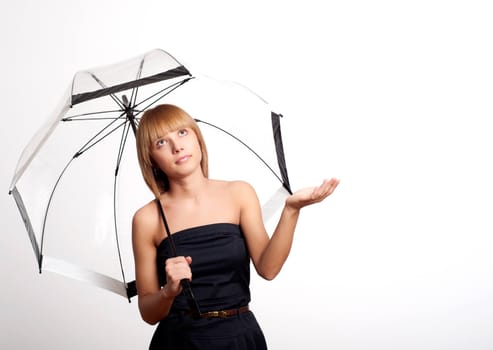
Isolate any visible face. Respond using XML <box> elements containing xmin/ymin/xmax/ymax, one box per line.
<box><xmin>150</xmin><ymin>127</ymin><xmax>203</xmax><ymax>179</ymax></box>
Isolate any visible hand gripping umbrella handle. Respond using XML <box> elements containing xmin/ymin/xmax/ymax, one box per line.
<box><xmin>155</xmin><ymin>199</ymin><xmax>202</xmax><ymax>319</ymax></box>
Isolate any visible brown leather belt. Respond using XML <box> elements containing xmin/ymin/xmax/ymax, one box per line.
<box><xmin>186</xmin><ymin>305</ymin><xmax>250</xmax><ymax>319</ymax></box>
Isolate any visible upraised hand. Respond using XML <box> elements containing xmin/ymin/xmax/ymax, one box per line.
<box><xmin>285</xmin><ymin>178</ymin><xmax>340</xmax><ymax>210</ymax></box>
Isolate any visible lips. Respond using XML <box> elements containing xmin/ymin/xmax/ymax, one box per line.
<box><xmin>175</xmin><ymin>155</ymin><xmax>191</xmax><ymax>164</ymax></box>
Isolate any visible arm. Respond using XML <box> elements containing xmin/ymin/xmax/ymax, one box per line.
<box><xmin>239</xmin><ymin>178</ymin><xmax>339</xmax><ymax>280</ymax></box>
<box><xmin>132</xmin><ymin>203</ymin><xmax>192</xmax><ymax>325</ymax></box>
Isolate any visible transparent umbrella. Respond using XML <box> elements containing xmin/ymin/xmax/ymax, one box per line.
<box><xmin>8</xmin><ymin>49</ymin><xmax>292</xmax><ymax>302</ymax></box>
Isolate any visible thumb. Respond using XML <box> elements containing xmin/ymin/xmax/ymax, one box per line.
<box><xmin>185</xmin><ymin>256</ymin><xmax>192</xmax><ymax>265</ymax></box>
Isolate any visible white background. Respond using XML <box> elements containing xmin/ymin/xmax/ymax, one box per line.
<box><xmin>2</xmin><ymin>1</ymin><xmax>493</xmax><ymax>349</ymax></box>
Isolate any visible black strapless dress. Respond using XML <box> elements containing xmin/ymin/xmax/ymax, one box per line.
<box><xmin>149</xmin><ymin>223</ymin><xmax>267</xmax><ymax>350</ymax></box>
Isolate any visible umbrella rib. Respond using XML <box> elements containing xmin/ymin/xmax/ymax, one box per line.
<box><xmin>195</xmin><ymin>119</ymin><xmax>284</xmax><ymax>185</ymax></box>
<box><xmin>63</xmin><ymin>109</ymin><xmax>124</xmax><ymax>121</ymax></box>
<box><xmin>89</xmin><ymin>73</ymin><xmax>126</xmax><ymax>110</ymax></box>
<box><xmin>112</xmin><ymin>120</ymin><xmax>133</xmax><ymax>291</ymax></box>
<box><xmin>75</xmin><ymin>117</ymin><xmax>127</xmax><ymax>157</ymax></box>
<box><xmin>129</xmin><ymin>54</ymin><xmax>146</xmax><ymax>110</ymax></box>
<box><xmin>40</xmin><ymin>157</ymin><xmax>76</xmax><ymax>256</ymax></box>
<box><xmin>65</xmin><ymin>116</ymin><xmax>125</xmax><ymax>122</ymax></box>
<box><xmin>115</xmin><ymin>120</ymin><xmax>132</xmax><ymax>175</ymax></box>
<box><xmin>39</xmin><ymin>118</ymin><xmax>124</xmax><ymax>252</ymax></box>
<box><xmin>39</xmin><ymin>120</ymin><xmax>130</xmax><ymax>276</ymax></box>
<box><xmin>133</xmin><ymin>78</ymin><xmax>192</xmax><ymax>117</ymax></box>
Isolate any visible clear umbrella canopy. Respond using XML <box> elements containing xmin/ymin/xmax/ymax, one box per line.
<box><xmin>9</xmin><ymin>49</ymin><xmax>292</xmax><ymax>300</ymax></box>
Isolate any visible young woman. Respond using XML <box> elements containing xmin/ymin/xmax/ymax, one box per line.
<box><xmin>132</xmin><ymin>104</ymin><xmax>339</xmax><ymax>349</ymax></box>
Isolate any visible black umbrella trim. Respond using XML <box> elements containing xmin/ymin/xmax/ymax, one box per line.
<box><xmin>10</xmin><ymin>186</ymin><xmax>43</xmax><ymax>271</ymax></box>
<box><xmin>71</xmin><ymin>66</ymin><xmax>191</xmax><ymax>106</ymax></box>
<box><xmin>271</xmin><ymin>112</ymin><xmax>292</xmax><ymax>194</ymax></box>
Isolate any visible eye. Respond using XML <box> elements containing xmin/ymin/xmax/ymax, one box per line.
<box><xmin>178</xmin><ymin>129</ymin><xmax>188</xmax><ymax>137</ymax></box>
<box><xmin>155</xmin><ymin>138</ymin><xmax>168</xmax><ymax>148</ymax></box>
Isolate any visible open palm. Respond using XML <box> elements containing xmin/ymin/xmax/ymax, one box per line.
<box><xmin>286</xmin><ymin>178</ymin><xmax>340</xmax><ymax>210</ymax></box>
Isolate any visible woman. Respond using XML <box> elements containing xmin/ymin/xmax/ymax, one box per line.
<box><xmin>132</xmin><ymin>104</ymin><xmax>339</xmax><ymax>349</ymax></box>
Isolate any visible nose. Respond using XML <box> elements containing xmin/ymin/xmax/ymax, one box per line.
<box><xmin>171</xmin><ymin>140</ymin><xmax>184</xmax><ymax>153</ymax></box>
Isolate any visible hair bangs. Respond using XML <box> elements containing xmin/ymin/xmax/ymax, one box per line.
<box><xmin>136</xmin><ymin>104</ymin><xmax>209</xmax><ymax>196</ymax></box>
<box><xmin>140</xmin><ymin>106</ymin><xmax>193</xmax><ymax>152</ymax></box>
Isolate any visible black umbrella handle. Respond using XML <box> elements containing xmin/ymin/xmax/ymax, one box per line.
<box><xmin>180</xmin><ymin>279</ymin><xmax>201</xmax><ymax>319</ymax></box>
<box><xmin>155</xmin><ymin>199</ymin><xmax>202</xmax><ymax>318</ymax></box>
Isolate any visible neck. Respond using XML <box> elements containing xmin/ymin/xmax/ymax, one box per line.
<box><xmin>165</xmin><ymin>171</ymin><xmax>209</xmax><ymax>199</ymax></box>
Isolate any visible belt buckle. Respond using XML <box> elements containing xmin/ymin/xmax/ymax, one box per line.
<box><xmin>205</xmin><ymin>310</ymin><xmax>229</xmax><ymax>318</ymax></box>
<box><xmin>214</xmin><ymin>310</ymin><xmax>228</xmax><ymax>318</ymax></box>
<box><xmin>218</xmin><ymin>310</ymin><xmax>229</xmax><ymax>318</ymax></box>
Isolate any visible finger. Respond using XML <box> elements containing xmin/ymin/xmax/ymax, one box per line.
<box><xmin>311</xmin><ymin>187</ymin><xmax>327</xmax><ymax>203</ymax></box>
<box><xmin>166</xmin><ymin>257</ymin><xmax>192</xmax><ymax>279</ymax></box>
<box><xmin>167</xmin><ymin>268</ymin><xmax>192</xmax><ymax>283</ymax></box>
<box><xmin>329</xmin><ymin>178</ymin><xmax>340</xmax><ymax>192</ymax></box>
<box><xmin>316</xmin><ymin>179</ymin><xmax>332</xmax><ymax>196</ymax></box>
<box><xmin>315</xmin><ymin>179</ymin><xmax>330</xmax><ymax>193</ymax></box>
<box><xmin>167</xmin><ymin>256</ymin><xmax>189</xmax><ymax>266</ymax></box>
<box><xmin>323</xmin><ymin>178</ymin><xmax>339</xmax><ymax>194</ymax></box>
<box><xmin>314</xmin><ymin>178</ymin><xmax>338</xmax><ymax>200</ymax></box>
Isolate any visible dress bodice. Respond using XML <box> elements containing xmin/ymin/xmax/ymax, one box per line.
<box><xmin>156</xmin><ymin>223</ymin><xmax>251</xmax><ymax>312</ymax></box>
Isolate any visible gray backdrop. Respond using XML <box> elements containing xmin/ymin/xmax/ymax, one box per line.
<box><xmin>2</xmin><ymin>1</ymin><xmax>492</xmax><ymax>349</ymax></box>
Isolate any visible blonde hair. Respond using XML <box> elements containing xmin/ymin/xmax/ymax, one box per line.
<box><xmin>136</xmin><ymin>104</ymin><xmax>209</xmax><ymax>197</ymax></box>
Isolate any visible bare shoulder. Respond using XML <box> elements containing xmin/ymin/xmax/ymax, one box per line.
<box><xmin>218</xmin><ymin>179</ymin><xmax>253</xmax><ymax>194</ymax></box>
<box><xmin>205</xmin><ymin>179</ymin><xmax>250</xmax><ymax>193</ymax></box>
<box><xmin>132</xmin><ymin>200</ymin><xmax>160</xmax><ymax>244</ymax></box>
<box><xmin>226</xmin><ymin>180</ymin><xmax>259</xmax><ymax>204</ymax></box>
<box><xmin>133</xmin><ymin>200</ymin><xmax>156</xmax><ymax>224</ymax></box>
